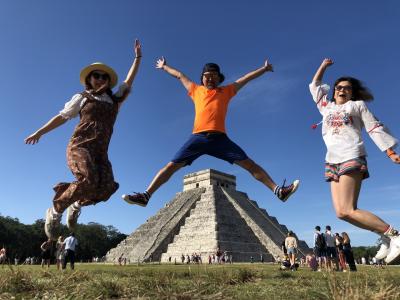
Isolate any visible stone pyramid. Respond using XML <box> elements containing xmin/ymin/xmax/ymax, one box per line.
<box><xmin>106</xmin><ymin>169</ymin><xmax>310</xmax><ymax>263</ymax></box>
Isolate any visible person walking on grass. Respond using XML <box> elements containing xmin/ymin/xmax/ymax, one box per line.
<box><xmin>309</xmin><ymin>58</ymin><xmax>400</xmax><ymax>264</ymax></box>
<box><xmin>40</xmin><ymin>238</ymin><xmax>52</xmax><ymax>268</ymax></box>
<box><xmin>285</xmin><ymin>230</ymin><xmax>298</xmax><ymax>271</ymax></box>
<box><xmin>122</xmin><ymin>57</ymin><xmax>299</xmax><ymax>206</ymax></box>
<box><xmin>63</xmin><ymin>233</ymin><xmax>78</xmax><ymax>270</ymax></box>
<box><xmin>25</xmin><ymin>40</ymin><xmax>142</xmax><ymax>240</ymax></box>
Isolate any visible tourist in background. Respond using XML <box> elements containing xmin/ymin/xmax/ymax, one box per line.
<box><xmin>342</xmin><ymin>232</ymin><xmax>357</xmax><ymax>271</ymax></box>
<box><xmin>285</xmin><ymin>230</ymin><xmax>298</xmax><ymax>271</ymax></box>
<box><xmin>313</xmin><ymin>226</ymin><xmax>326</xmax><ymax>271</ymax></box>
<box><xmin>0</xmin><ymin>246</ymin><xmax>6</xmax><ymax>264</ymax></box>
<box><xmin>335</xmin><ymin>233</ymin><xmax>347</xmax><ymax>272</ymax></box>
<box><xmin>325</xmin><ymin>225</ymin><xmax>339</xmax><ymax>271</ymax></box>
<box><xmin>40</xmin><ymin>239</ymin><xmax>52</xmax><ymax>268</ymax></box>
<box><xmin>306</xmin><ymin>252</ymin><xmax>318</xmax><ymax>271</ymax></box>
<box><xmin>63</xmin><ymin>233</ymin><xmax>78</xmax><ymax>270</ymax></box>
<box><xmin>55</xmin><ymin>235</ymin><xmax>65</xmax><ymax>270</ymax></box>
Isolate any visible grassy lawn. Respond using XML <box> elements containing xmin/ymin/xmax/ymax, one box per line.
<box><xmin>1</xmin><ymin>263</ymin><xmax>400</xmax><ymax>299</ymax></box>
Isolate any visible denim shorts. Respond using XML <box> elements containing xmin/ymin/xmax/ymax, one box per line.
<box><xmin>325</xmin><ymin>156</ymin><xmax>369</xmax><ymax>182</ymax></box>
<box><xmin>287</xmin><ymin>247</ymin><xmax>297</xmax><ymax>255</ymax></box>
<box><xmin>172</xmin><ymin>132</ymin><xmax>248</xmax><ymax>165</ymax></box>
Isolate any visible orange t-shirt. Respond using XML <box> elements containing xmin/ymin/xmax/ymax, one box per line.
<box><xmin>188</xmin><ymin>83</ymin><xmax>236</xmax><ymax>133</ymax></box>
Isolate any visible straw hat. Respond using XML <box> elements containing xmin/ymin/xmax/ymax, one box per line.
<box><xmin>79</xmin><ymin>62</ymin><xmax>118</xmax><ymax>88</ymax></box>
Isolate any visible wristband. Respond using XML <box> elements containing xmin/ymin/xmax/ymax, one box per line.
<box><xmin>135</xmin><ymin>56</ymin><xmax>142</xmax><ymax>58</ymax></box>
<box><xmin>386</xmin><ymin>148</ymin><xmax>396</xmax><ymax>157</ymax></box>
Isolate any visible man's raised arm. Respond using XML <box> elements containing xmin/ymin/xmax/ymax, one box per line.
<box><xmin>234</xmin><ymin>59</ymin><xmax>273</xmax><ymax>92</ymax></box>
<box><xmin>156</xmin><ymin>56</ymin><xmax>192</xmax><ymax>91</ymax></box>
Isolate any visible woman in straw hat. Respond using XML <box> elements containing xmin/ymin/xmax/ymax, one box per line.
<box><xmin>25</xmin><ymin>40</ymin><xmax>142</xmax><ymax>240</ymax></box>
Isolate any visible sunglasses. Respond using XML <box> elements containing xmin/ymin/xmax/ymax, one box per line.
<box><xmin>335</xmin><ymin>85</ymin><xmax>352</xmax><ymax>91</ymax></box>
<box><xmin>91</xmin><ymin>72</ymin><xmax>109</xmax><ymax>81</ymax></box>
<box><xmin>203</xmin><ymin>72</ymin><xmax>219</xmax><ymax>78</ymax></box>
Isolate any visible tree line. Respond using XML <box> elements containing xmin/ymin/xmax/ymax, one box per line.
<box><xmin>0</xmin><ymin>215</ymin><xmax>127</xmax><ymax>262</ymax></box>
<box><xmin>0</xmin><ymin>214</ymin><xmax>382</xmax><ymax>265</ymax></box>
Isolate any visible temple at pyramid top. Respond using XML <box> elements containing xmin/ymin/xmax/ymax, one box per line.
<box><xmin>106</xmin><ymin>169</ymin><xmax>310</xmax><ymax>263</ymax></box>
<box><xmin>183</xmin><ymin>169</ymin><xmax>236</xmax><ymax>191</ymax></box>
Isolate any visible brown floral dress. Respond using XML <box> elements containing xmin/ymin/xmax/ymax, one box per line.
<box><xmin>53</xmin><ymin>91</ymin><xmax>121</xmax><ymax>212</ymax></box>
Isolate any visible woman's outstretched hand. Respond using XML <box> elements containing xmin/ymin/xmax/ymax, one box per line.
<box><xmin>156</xmin><ymin>56</ymin><xmax>166</xmax><ymax>69</ymax></box>
<box><xmin>321</xmin><ymin>58</ymin><xmax>334</xmax><ymax>68</ymax></box>
<box><xmin>25</xmin><ymin>132</ymin><xmax>42</xmax><ymax>145</ymax></box>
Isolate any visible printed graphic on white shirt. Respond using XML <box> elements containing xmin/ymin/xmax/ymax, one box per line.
<box><xmin>326</xmin><ymin>109</ymin><xmax>353</xmax><ymax>135</ymax></box>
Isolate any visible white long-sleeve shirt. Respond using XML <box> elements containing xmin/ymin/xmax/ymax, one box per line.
<box><xmin>309</xmin><ymin>81</ymin><xmax>397</xmax><ymax>163</ymax></box>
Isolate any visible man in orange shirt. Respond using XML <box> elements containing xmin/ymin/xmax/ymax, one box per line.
<box><xmin>122</xmin><ymin>57</ymin><xmax>299</xmax><ymax>206</ymax></box>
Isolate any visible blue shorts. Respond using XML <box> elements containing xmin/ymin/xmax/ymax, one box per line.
<box><xmin>172</xmin><ymin>133</ymin><xmax>248</xmax><ymax>166</ymax></box>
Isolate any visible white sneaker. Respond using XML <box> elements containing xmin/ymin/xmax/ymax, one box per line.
<box><xmin>375</xmin><ymin>238</ymin><xmax>390</xmax><ymax>260</ymax></box>
<box><xmin>45</xmin><ymin>208</ymin><xmax>62</xmax><ymax>240</ymax></box>
<box><xmin>66</xmin><ymin>204</ymin><xmax>81</xmax><ymax>232</ymax></box>
<box><xmin>384</xmin><ymin>235</ymin><xmax>400</xmax><ymax>264</ymax></box>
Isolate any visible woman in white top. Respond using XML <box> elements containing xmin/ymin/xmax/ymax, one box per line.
<box><xmin>284</xmin><ymin>231</ymin><xmax>298</xmax><ymax>270</ymax></box>
<box><xmin>309</xmin><ymin>58</ymin><xmax>400</xmax><ymax>264</ymax></box>
<box><xmin>25</xmin><ymin>40</ymin><xmax>142</xmax><ymax>241</ymax></box>
<box><xmin>55</xmin><ymin>235</ymin><xmax>65</xmax><ymax>270</ymax></box>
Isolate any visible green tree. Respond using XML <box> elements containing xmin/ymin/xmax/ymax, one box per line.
<box><xmin>0</xmin><ymin>215</ymin><xmax>126</xmax><ymax>263</ymax></box>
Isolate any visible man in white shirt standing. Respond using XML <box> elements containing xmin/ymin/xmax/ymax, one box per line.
<box><xmin>325</xmin><ymin>225</ymin><xmax>338</xmax><ymax>271</ymax></box>
<box><xmin>63</xmin><ymin>233</ymin><xmax>78</xmax><ymax>270</ymax></box>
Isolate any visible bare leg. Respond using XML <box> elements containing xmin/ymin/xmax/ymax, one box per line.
<box><xmin>331</xmin><ymin>172</ymin><xmax>388</xmax><ymax>233</ymax></box>
<box><xmin>146</xmin><ymin>162</ymin><xmax>185</xmax><ymax>195</ymax></box>
<box><xmin>290</xmin><ymin>253</ymin><xmax>296</xmax><ymax>267</ymax></box>
<box><xmin>235</xmin><ymin>158</ymin><xmax>277</xmax><ymax>191</ymax></box>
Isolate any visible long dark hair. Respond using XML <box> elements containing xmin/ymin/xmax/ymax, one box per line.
<box><xmin>84</xmin><ymin>72</ymin><xmax>130</xmax><ymax>103</ymax></box>
<box><xmin>341</xmin><ymin>232</ymin><xmax>350</xmax><ymax>244</ymax></box>
<box><xmin>332</xmin><ymin>77</ymin><xmax>374</xmax><ymax>102</ymax></box>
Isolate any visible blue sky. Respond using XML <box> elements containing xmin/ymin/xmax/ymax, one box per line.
<box><xmin>1</xmin><ymin>1</ymin><xmax>399</xmax><ymax>247</ymax></box>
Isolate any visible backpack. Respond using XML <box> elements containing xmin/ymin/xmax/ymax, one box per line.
<box><xmin>315</xmin><ymin>233</ymin><xmax>326</xmax><ymax>249</ymax></box>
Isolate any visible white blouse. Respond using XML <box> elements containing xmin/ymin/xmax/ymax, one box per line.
<box><xmin>309</xmin><ymin>81</ymin><xmax>397</xmax><ymax>164</ymax></box>
<box><xmin>59</xmin><ymin>83</ymin><xmax>129</xmax><ymax>119</ymax></box>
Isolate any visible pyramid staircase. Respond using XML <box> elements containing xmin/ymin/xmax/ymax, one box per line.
<box><xmin>106</xmin><ymin>169</ymin><xmax>310</xmax><ymax>263</ymax></box>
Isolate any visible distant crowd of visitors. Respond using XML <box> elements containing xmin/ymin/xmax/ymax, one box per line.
<box><xmin>0</xmin><ymin>233</ymin><xmax>78</xmax><ymax>270</ymax></box>
<box><xmin>279</xmin><ymin>226</ymin><xmax>361</xmax><ymax>272</ymax></box>
<box><xmin>40</xmin><ymin>232</ymin><xmax>78</xmax><ymax>270</ymax></box>
<box><xmin>277</xmin><ymin>225</ymin><xmax>391</xmax><ymax>273</ymax></box>
<box><xmin>310</xmin><ymin>225</ymin><xmax>357</xmax><ymax>272</ymax></box>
